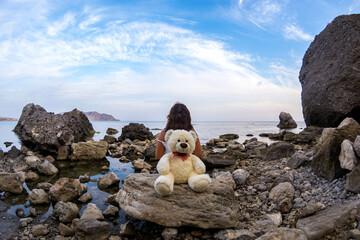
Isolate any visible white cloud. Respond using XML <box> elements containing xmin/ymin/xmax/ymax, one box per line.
<box><xmin>283</xmin><ymin>24</ymin><xmax>313</xmax><ymax>41</ymax></box>
<box><xmin>47</xmin><ymin>12</ymin><xmax>75</xmax><ymax>36</ymax></box>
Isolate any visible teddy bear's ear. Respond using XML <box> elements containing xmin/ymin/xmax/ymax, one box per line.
<box><xmin>165</xmin><ymin>130</ymin><xmax>174</xmax><ymax>142</ymax></box>
<box><xmin>189</xmin><ymin>130</ymin><xmax>197</xmax><ymax>142</ymax></box>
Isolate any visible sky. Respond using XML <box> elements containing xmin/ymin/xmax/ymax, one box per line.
<box><xmin>0</xmin><ymin>0</ymin><xmax>359</xmax><ymax>121</ymax></box>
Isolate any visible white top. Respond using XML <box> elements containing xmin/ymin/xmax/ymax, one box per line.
<box><xmin>157</xmin><ymin>139</ymin><xmax>170</xmax><ymax>154</ymax></box>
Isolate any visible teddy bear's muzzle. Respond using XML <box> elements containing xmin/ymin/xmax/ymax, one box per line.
<box><xmin>180</xmin><ymin>143</ymin><xmax>188</xmax><ymax>148</ymax></box>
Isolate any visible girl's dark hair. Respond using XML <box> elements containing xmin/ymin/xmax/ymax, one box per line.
<box><xmin>165</xmin><ymin>103</ymin><xmax>193</xmax><ymax>131</ymax></box>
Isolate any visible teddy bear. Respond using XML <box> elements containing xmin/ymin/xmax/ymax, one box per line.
<box><xmin>154</xmin><ymin>129</ymin><xmax>211</xmax><ymax>195</ymax></box>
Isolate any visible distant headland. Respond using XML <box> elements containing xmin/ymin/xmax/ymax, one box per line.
<box><xmin>0</xmin><ymin>117</ymin><xmax>18</xmax><ymax>121</ymax></box>
<box><xmin>84</xmin><ymin>111</ymin><xmax>119</xmax><ymax>121</ymax></box>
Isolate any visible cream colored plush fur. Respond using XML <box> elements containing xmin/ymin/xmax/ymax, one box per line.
<box><xmin>154</xmin><ymin>129</ymin><xmax>211</xmax><ymax>195</ymax></box>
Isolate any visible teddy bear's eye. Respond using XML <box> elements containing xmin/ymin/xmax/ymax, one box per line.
<box><xmin>186</xmin><ymin>140</ymin><xmax>188</xmax><ymax>143</ymax></box>
<box><xmin>178</xmin><ymin>139</ymin><xmax>180</xmax><ymax>142</ymax></box>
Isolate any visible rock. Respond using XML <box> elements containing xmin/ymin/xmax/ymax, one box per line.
<box><xmin>0</xmin><ymin>172</ymin><xmax>25</xmax><ymax>194</ymax></box>
<box><xmin>98</xmin><ymin>172</ymin><xmax>120</xmax><ymax>189</ymax></box>
<box><xmin>277</xmin><ymin>112</ymin><xmax>297</xmax><ymax>129</ymax></box>
<box><xmin>50</xmin><ymin>178</ymin><xmax>84</xmax><ymax>202</ymax></box>
<box><xmin>59</xmin><ymin>222</ymin><xmax>74</xmax><ymax>237</ymax></box>
<box><xmin>265</xmin><ymin>142</ymin><xmax>295</xmax><ymax>161</ymax></box>
<box><xmin>20</xmin><ymin>217</ymin><xmax>33</xmax><ymax>227</ymax></box>
<box><xmin>37</xmin><ymin>160</ymin><xmax>58</xmax><ymax>175</ymax></box>
<box><xmin>25</xmin><ymin>155</ymin><xmax>41</xmax><ymax>169</ymax></box>
<box><xmin>203</xmin><ymin>154</ymin><xmax>235</xmax><ymax>169</ymax></box>
<box><xmin>72</xmin><ymin>218</ymin><xmax>110</xmax><ymax>240</ymax></box>
<box><xmin>162</xmin><ymin>228</ymin><xmax>178</xmax><ymax>240</ymax></box>
<box><xmin>0</xmin><ymin>149</ymin><xmax>4</xmax><ymax>160</ymax></box>
<box><xmin>119</xmin><ymin>123</ymin><xmax>154</xmax><ymax>141</ymax></box>
<box><xmin>57</xmin><ymin>145</ymin><xmax>70</xmax><ymax>160</ymax></box>
<box><xmin>78</xmin><ymin>193</ymin><xmax>93</xmax><ymax>203</ymax></box>
<box><xmin>32</xmin><ymin>224</ymin><xmax>49</xmax><ymax>237</ymax></box>
<box><xmin>219</xmin><ymin>134</ymin><xmax>239</xmax><ymax>140</ymax></box>
<box><xmin>70</xmin><ymin>141</ymin><xmax>108</xmax><ymax>160</ymax></box>
<box><xmin>81</xmin><ymin>203</ymin><xmax>104</xmax><ymax>220</ymax></box>
<box><xmin>297</xmin><ymin>200</ymin><xmax>360</xmax><ymax>240</ymax></box>
<box><xmin>6</xmin><ymin>146</ymin><xmax>20</xmax><ymax>159</ymax></box>
<box><xmin>300</xmin><ymin>200</ymin><xmax>325</xmax><ymax>218</ymax></box>
<box><xmin>36</xmin><ymin>182</ymin><xmax>53</xmax><ymax>191</ymax></box>
<box><xmin>54</xmin><ymin>201</ymin><xmax>80</xmax><ymax>223</ymax></box>
<box><xmin>79</xmin><ymin>173</ymin><xmax>91</xmax><ymax>183</ymax></box>
<box><xmin>312</xmin><ymin>118</ymin><xmax>360</xmax><ymax>180</ymax></box>
<box><xmin>349</xmin><ymin>229</ymin><xmax>360</xmax><ymax>240</ymax></box>
<box><xmin>120</xmin><ymin>221</ymin><xmax>136</xmax><ymax>236</ymax></box>
<box><xmin>103</xmin><ymin>205</ymin><xmax>119</xmax><ymax>217</ymax></box>
<box><xmin>214</xmin><ymin>229</ymin><xmax>256</xmax><ymax>240</ymax></box>
<box><xmin>346</xmin><ymin>165</ymin><xmax>360</xmax><ymax>193</ymax></box>
<box><xmin>287</xmin><ymin>152</ymin><xmax>310</xmax><ymax>169</ymax></box>
<box><xmin>103</xmin><ymin>135</ymin><xmax>116</xmax><ymax>144</ymax></box>
<box><xmin>256</xmin><ymin>227</ymin><xmax>307</xmax><ymax>240</ymax></box>
<box><xmin>354</xmin><ymin>136</ymin><xmax>360</xmax><ymax>157</ymax></box>
<box><xmin>143</xmin><ymin>144</ymin><xmax>156</xmax><ymax>159</ymax></box>
<box><xmin>265</xmin><ymin>213</ymin><xmax>282</xmax><ymax>227</ymax></box>
<box><xmin>16</xmin><ymin>208</ymin><xmax>25</xmax><ymax>218</ymax></box>
<box><xmin>106</xmin><ymin>128</ymin><xmax>119</xmax><ymax>135</ymax></box>
<box><xmin>29</xmin><ymin>189</ymin><xmax>50</xmax><ymax>205</ymax></box>
<box><xmin>116</xmin><ymin>173</ymin><xmax>239</xmax><ymax>229</ymax></box>
<box><xmin>232</xmin><ymin>169</ymin><xmax>250</xmax><ymax>186</ymax></box>
<box><xmin>211</xmin><ymin>171</ymin><xmax>236</xmax><ymax>189</ymax></box>
<box><xmin>250</xmin><ymin>219</ymin><xmax>278</xmax><ymax>236</ymax></box>
<box><xmin>25</xmin><ymin>171</ymin><xmax>39</xmax><ymax>182</ymax></box>
<box><xmin>14</xmin><ymin>103</ymin><xmax>94</xmax><ymax>154</ymax></box>
<box><xmin>339</xmin><ymin>139</ymin><xmax>358</xmax><ymax>170</ymax></box>
<box><xmin>300</xmin><ymin>14</ymin><xmax>360</xmax><ymax>127</ymax></box>
<box><xmin>132</xmin><ymin>159</ymin><xmax>152</xmax><ymax>170</ymax></box>
<box><xmin>269</xmin><ymin>182</ymin><xmax>294</xmax><ymax>213</ymax></box>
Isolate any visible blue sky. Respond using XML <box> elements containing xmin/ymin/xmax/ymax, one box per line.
<box><xmin>1</xmin><ymin>0</ymin><xmax>359</xmax><ymax>121</ymax></box>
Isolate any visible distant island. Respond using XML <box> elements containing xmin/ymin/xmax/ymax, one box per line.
<box><xmin>0</xmin><ymin>117</ymin><xmax>18</xmax><ymax>121</ymax></box>
<box><xmin>84</xmin><ymin>111</ymin><xmax>119</xmax><ymax>121</ymax></box>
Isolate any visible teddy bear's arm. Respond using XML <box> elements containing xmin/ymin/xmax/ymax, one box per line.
<box><xmin>157</xmin><ymin>154</ymin><xmax>171</xmax><ymax>175</ymax></box>
<box><xmin>192</xmin><ymin>156</ymin><xmax>206</xmax><ymax>174</ymax></box>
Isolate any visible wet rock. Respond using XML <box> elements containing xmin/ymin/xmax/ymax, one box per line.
<box><xmin>256</xmin><ymin>227</ymin><xmax>307</xmax><ymax>240</ymax></box>
<box><xmin>32</xmin><ymin>224</ymin><xmax>49</xmax><ymax>237</ymax></box>
<box><xmin>13</xmin><ymin>103</ymin><xmax>94</xmax><ymax>154</ymax></box>
<box><xmin>106</xmin><ymin>128</ymin><xmax>119</xmax><ymax>135</ymax></box>
<box><xmin>37</xmin><ymin>160</ymin><xmax>58</xmax><ymax>175</ymax></box>
<box><xmin>25</xmin><ymin>171</ymin><xmax>39</xmax><ymax>182</ymax></box>
<box><xmin>119</xmin><ymin>123</ymin><xmax>154</xmax><ymax>141</ymax></box>
<box><xmin>78</xmin><ymin>193</ymin><xmax>93</xmax><ymax>203</ymax></box>
<box><xmin>50</xmin><ymin>178</ymin><xmax>84</xmax><ymax>202</ymax></box>
<box><xmin>299</xmin><ymin>15</ymin><xmax>360</xmax><ymax>127</ymax></box>
<box><xmin>72</xmin><ymin>218</ymin><xmax>111</xmax><ymax>240</ymax></box>
<box><xmin>98</xmin><ymin>172</ymin><xmax>120</xmax><ymax>189</ymax></box>
<box><xmin>103</xmin><ymin>135</ymin><xmax>116</xmax><ymax>144</ymax></box>
<box><xmin>203</xmin><ymin>154</ymin><xmax>235</xmax><ymax>169</ymax></box>
<box><xmin>6</xmin><ymin>146</ymin><xmax>20</xmax><ymax>159</ymax></box>
<box><xmin>346</xmin><ymin>165</ymin><xmax>360</xmax><ymax>193</ymax></box>
<box><xmin>79</xmin><ymin>173</ymin><xmax>90</xmax><ymax>183</ymax></box>
<box><xmin>312</xmin><ymin>118</ymin><xmax>360</xmax><ymax>180</ymax></box>
<box><xmin>103</xmin><ymin>205</ymin><xmax>119</xmax><ymax>217</ymax></box>
<box><xmin>0</xmin><ymin>172</ymin><xmax>25</xmax><ymax>194</ymax></box>
<box><xmin>219</xmin><ymin>133</ymin><xmax>239</xmax><ymax>140</ymax></box>
<box><xmin>265</xmin><ymin>142</ymin><xmax>295</xmax><ymax>161</ymax></box>
<box><xmin>59</xmin><ymin>222</ymin><xmax>74</xmax><ymax>237</ymax></box>
<box><xmin>120</xmin><ymin>221</ymin><xmax>136</xmax><ymax>236</ymax></box>
<box><xmin>20</xmin><ymin>217</ymin><xmax>33</xmax><ymax>227</ymax></box>
<box><xmin>214</xmin><ymin>229</ymin><xmax>256</xmax><ymax>240</ymax></box>
<box><xmin>162</xmin><ymin>228</ymin><xmax>178</xmax><ymax>240</ymax></box>
<box><xmin>70</xmin><ymin>141</ymin><xmax>108</xmax><ymax>161</ymax></box>
<box><xmin>232</xmin><ymin>169</ymin><xmax>250</xmax><ymax>186</ymax></box>
<box><xmin>132</xmin><ymin>159</ymin><xmax>152</xmax><ymax>170</ymax></box>
<box><xmin>287</xmin><ymin>152</ymin><xmax>310</xmax><ymax>169</ymax></box>
<box><xmin>16</xmin><ymin>208</ymin><xmax>25</xmax><ymax>218</ymax></box>
<box><xmin>36</xmin><ymin>182</ymin><xmax>53</xmax><ymax>191</ymax></box>
<box><xmin>269</xmin><ymin>182</ymin><xmax>294</xmax><ymax>213</ymax></box>
<box><xmin>54</xmin><ymin>201</ymin><xmax>79</xmax><ymax>223</ymax></box>
<box><xmin>116</xmin><ymin>173</ymin><xmax>239</xmax><ymax>229</ymax></box>
<box><xmin>57</xmin><ymin>145</ymin><xmax>70</xmax><ymax>160</ymax></box>
<box><xmin>4</xmin><ymin>142</ymin><xmax>12</xmax><ymax>148</ymax></box>
<box><xmin>81</xmin><ymin>203</ymin><xmax>104</xmax><ymax>220</ymax></box>
<box><xmin>25</xmin><ymin>155</ymin><xmax>41</xmax><ymax>169</ymax></box>
<box><xmin>277</xmin><ymin>112</ymin><xmax>297</xmax><ymax>129</ymax></box>
<box><xmin>29</xmin><ymin>189</ymin><xmax>50</xmax><ymax>205</ymax></box>
<box><xmin>339</xmin><ymin>139</ymin><xmax>357</xmax><ymax>170</ymax></box>
<box><xmin>297</xmin><ymin>200</ymin><xmax>360</xmax><ymax>240</ymax></box>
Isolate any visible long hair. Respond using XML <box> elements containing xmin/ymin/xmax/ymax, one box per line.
<box><xmin>165</xmin><ymin>103</ymin><xmax>193</xmax><ymax>131</ymax></box>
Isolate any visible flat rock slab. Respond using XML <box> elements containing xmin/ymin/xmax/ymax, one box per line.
<box><xmin>297</xmin><ymin>200</ymin><xmax>360</xmax><ymax>240</ymax></box>
<box><xmin>116</xmin><ymin>173</ymin><xmax>239</xmax><ymax>229</ymax></box>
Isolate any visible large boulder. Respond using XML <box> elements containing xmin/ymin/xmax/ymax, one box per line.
<box><xmin>119</xmin><ymin>123</ymin><xmax>154</xmax><ymax>141</ymax></box>
<box><xmin>265</xmin><ymin>142</ymin><xmax>295</xmax><ymax>161</ymax></box>
<box><xmin>299</xmin><ymin>14</ymin><xmax>360</xmax><ymax>127</ymax></box>
<box><xmin>70</xmin><ymin>141</ymin><xmax>108</xmax><ymax>161</ymax></box>
<box><xmin>116</xmin><ymin>173</ymin><xmax>239</xmax><ymax>229</ymax></box>
<box><xmin>312</xmin><ymin>118</ymin><xmax>360</xmax><ymax>180</ymax></box>
<box><xmin>13</xmin><ymin>103</ymin><xmax>94</xmax><ymax>154</ymax></box>
<box><xmin>0</xmin><ymin>172</ymin><xmax>25</xmax><ymax>194</ymax></box>
<box><xmin>54</xmin><ymin>201</ymin><xmax>80</xmax><ymax>223</ymax></box>
<box><xmin>277</xmin><ymin>112</ymin><xmax>297</xmax><ymax>129</ymax></box>
<box><xmin>49</xmin><ymin>178</ymin><xmax>84</xmax><ymax>202</ymax></box>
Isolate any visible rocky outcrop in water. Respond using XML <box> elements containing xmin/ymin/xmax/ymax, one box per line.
<box><xmin>14</xmin><ymin>103</ymin><xmax>94</xmax><ymax>154</ymax></box>
<box><xmin>299</xmin><ymin>14</ymin><xmax>360</xmax><ymax>127</ymax></box>
<box><xmin>119</xmin><ymin>123</ymin><xmax>154</xmax><ymax>141</ymax></box>
<box><xmin>277</xmin><ymin>112</ymin><xmax>297</xmax><ymax>129</ymax></box>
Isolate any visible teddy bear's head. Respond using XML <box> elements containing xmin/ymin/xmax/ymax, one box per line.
<box><xmin>165</xmin><ymin>129</ymin><xmax>197</xmax><ymax>154</ymax></box>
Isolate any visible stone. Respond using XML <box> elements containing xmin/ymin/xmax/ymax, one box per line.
<box><xmin>29</xmin><ymin>189</ymin><xmax>50</xmax><ymax>205</ymax></box>
<box><xmin>98</xmin><ymin>172</ymin><xmax>120</xmax><ymax>189</ymax></box>
<box><xmin>119</xmin><ymin>123</ymin><xmax>154</xmax><ymax>141</ymax></box>
<box><xmin>256</xmin><ymin>227</ymin><xmax>307</xmax><ymax>240</ymax></box>
<box><xmin>0</xmin><ymin>172</ymin><xmax>25</xmax><ymax>194</ymax></box>
<box><xmin>6</xmin><ymin>146</ymin><xmax>20</xmax><ymax>159</ymax></box>
<box><xmin>354</xmin><ymin>135</ymin><xmax>360</xmax><ymax>157</ymax></box>
<box><xmin>211</xmin><ymin>171</ymin><xmax>236</xmax><ymax>189</ymax></box>
<box><xmin>72</xmin><ymin>218</ymin><xmax>110</xmax><ymax>240</ymax></box>
<box><xmin>265</xmin><ymin>213</ymin><xmax>282</xmax><ymax>227</ymax></box>
<box><xmin>346</xmin><ymin>165</ymin><xmax>360</xmax><ymax>193</ymax></box>
<box><xmin>20</xmin><ymin>217</ymin><xmax>33</xmax><ymax>227</ymax></box>
<box><xmin>116</xmin><ymin>173</ymin><xmax>239</xmax><ymax>229</ymax></box>
<box><xmin>70</xmin><ymin>141</ymin><xmax>108</xmax><ymax>161</ymax></box>
<box><xmin>265</xmin><ymin>142</ymin><xmax>295</xmax><ymax>161</ymax></box>
<box><xmin>214</xmin><ymin>229</ymin><xmax>256</xmax><ymax>240</ymax></box>
<box><xmin>103</xmin><ymin>135</ymin><xmax>116</xmax><ymax>144</ymax></box>
<box><xmin>59</xmin><ymin>223</ymin><xmax>74</xmax><ymax>237</ymax></box>
<box><xmin>287</xmin><ymin>152</ymin><xmax>310</xmax><ymax>169</ymax></box>
<box><xmin>79</xmin><ymin>173</ymin><xmax>91</xmax><ymax>183</ymax></box>
<box><xmin>161</xmin><ymin>228</ymin><xmax>178</xmax><ymax>240</ymax></box>
<box><xmin>50</xmin><ymin>178</ymin><xmax>84</xmax><ymax>202</ymax></box>
<box><xmin>339</xmin><ymin>139</ymin><xmax>357</xmax><ymax>170</ymax></box>
<box><xmin>25</xmin><ymin>171</ymin><xmax>39</xmax><ymax>182</ymax></box>
<box><xmin>81</xmin><ymin>203</ymin><xmax>104</xmax><ymax>220</ymax></box>
<box><xmin>0</xmin><ymin>149</ymin><xmax>4</xmax><ymax>160</ymax></box>
<box><xmin>349</xmin><ymin>229</ymin><xmax>360</xmax><ymax>240</ymax></box>
<box><xmin>45</xmin><ymin>155</ymin><xmax>55</xmax><ymax>163</ymax></box>
<box><xmin>120</xmin><ymin>221</ymin><xmax>136</xmax><ymax>236</ymax></box>
<box><xmin>57</xmin><ymin>145</ymin><xmax>70</xmax><ymax>160</ymax></box>
<box><xmin>297</xmin><ymin>200</ymin><xmax>360</xmax><ymax>240</ymax></box>
<box><xmin>103</xmin><ymin>205</ymin><xmax>119</xmax><ymax>217</ymax></box>
<box><xmin>300</xmin><ymin>200</ymin><xmax>325</xmax><ymax>218</ymax></box>
<box><xmin>36</xmin><ymin>182</ymin><xmax>53</xmax><ymax>191</ymax></box>
<box><xmin>78</xmin><ymin>193</ymin><xmax>93</xmax><ymax>203</ymax></box>
<box><xmin>37</xmin><ymin>160</ymin><xmax>58</xmax><ymax>175</ymax></box>
<box><xmin>203</xmin><ymin>154</ymin><xmax>235</xmax><ymax>169</ymax></box>
<box><xmin>277</xmin><ymin>112</ymin><xmax>297</xmax><ymax>129</ymax></box>
<box><xmin>232</xmin><ymin>169</ymin><xmax>250</xmax><ymax>186</ymax></box>
<box><xmin>13</xmin><ymin>103</ymin><xmax>94</xmax><ymax>154</ymax></box>
<box><xmin>54</xmin><ymin>201</ymin><xmax>80</xmax><ymax>223</ymax></box>
<box><xmin>143</xmin><ymin>144</ymin><xmax>156</xmax><ymax>159</ymax></box>
<box><xmin>219</xmin><ymin>133</ymin><xmax>239</xmax><ymax>140</ymax></box>
<box><xmin>132</xmin><ymin>159</ymin><xmax>152</xmax><ymax>170</ymax></box>
<box><xmin>106</xmin><ymin>128</ymin><xmax>119</xmax><ymax>135</ymax></box>
<box><xmin>312</xmin><ymin>118</ymin><xmax>360</xmax><ymax>180</ymax></box>
<box><xmin>269</xmin><ymin>182</ymin><xmax>294</xmax><ymax>213</ymax></box>
<box><xmin>32</xmin><ymin>224</ymin><xmax>49</xmax><ymax>237</ymax></box>
<box><xmin>25</xmin><ymin>155</ymin><xmax>41</xmax><ymax>169</ymax></box>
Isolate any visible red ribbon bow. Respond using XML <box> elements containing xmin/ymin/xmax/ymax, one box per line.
<box><xmin>172</xmin><ymin>152</ymin><xmax>190</xmax><ymax>161</ymax></box>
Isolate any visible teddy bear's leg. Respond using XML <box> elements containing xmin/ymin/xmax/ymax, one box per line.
<box><xmin>154</xmin><ymin>172</ymin><xmax>174</xmax><ymax>196</ymax></box>
<box><xmin>188</xmin><ymin>172</ymin><xmax>211</xmax><ymax>192</ymax></box>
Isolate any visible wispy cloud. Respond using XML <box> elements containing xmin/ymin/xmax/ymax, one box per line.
<box><xmin>283</xmin><ymin>24</ymin><xmax>313</xmax><ymax>41</ymax></box>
